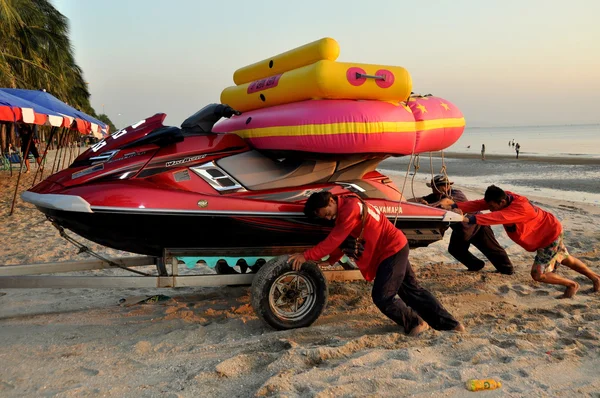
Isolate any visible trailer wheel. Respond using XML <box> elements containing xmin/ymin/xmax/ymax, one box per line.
<box><xmin>251</xmin><ymin>255</ymin><xmax>328</xmax><ymax>330</ymax></box>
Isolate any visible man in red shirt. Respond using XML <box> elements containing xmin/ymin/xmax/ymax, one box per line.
<box><xmin>288</xmin><ymin>192</ymin><xmax>465</xmax><ymax>336</ymax></box>
<box><xmin>439</xmin><ymin>185</ymin><xmax>600</xmax><ymax>298</ymax></box>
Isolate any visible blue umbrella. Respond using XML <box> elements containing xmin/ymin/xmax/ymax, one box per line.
<box><xmin>0</xmin><ymin>88</ymin><xmax>106</xmax><ymax>133</ymax></box>
<box><xmin>0</xmin><ymin>89</ymin><xmax>66</xmax><ymax>126</ymax></box>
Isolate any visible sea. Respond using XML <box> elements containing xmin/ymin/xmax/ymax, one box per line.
<box><xmin>379</xmin><ymin>124</ymin><xmax>600</xmax><ymax>205</ymax></box>
<box><xmin>448</xmin><ymin>124</ymin><xmax>600</xmax><ymax>158</ymax></box>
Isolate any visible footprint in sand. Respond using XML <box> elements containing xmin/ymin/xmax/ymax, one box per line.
<box><xmin>582</xmin><ymin>312</ymin><xmax>600</xmax><ymax>321</ymax></box>
<box><xmin>533</xmin><ymin>289</ymin><xmax>551</xmax><ymax>296</ymax></box>
<box><xmin>517</xmin><ymin>369</ymin><xmax>530</xmax><ymax>377</ymax></box>
<box><xmin>512</xmin><ymin>285</ymin><xmax>533</xmax><ymax>296</ymax></box>
<box><xmin>497</xmin><ymin>284</ymin><xmax>510</xmax><ymax>294</ymax></box>
<box><xmin>526</xmin><ymin>308</ymin><xmax>566</xmax><ymax>319</ymax></box>
<box><xmin>490</xmin><ymin>339</ymin><xmax>517</xmax><ymax>349</ymax></box>
<box><xmin>555</xmin><ymin>303</ymin><xmax>588</xmax><ymax>313</ymax></box>
<box><xmin>575</xmin><ymin>328</ymin><xmax>600</xmax><ymax>341</ymax></box>
<box><xmin>215</xmin><ymin>352</ymin><xmax>275</xmax><ymax>378</ymax></box>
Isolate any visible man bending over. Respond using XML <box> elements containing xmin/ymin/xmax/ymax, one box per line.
<box><xmin>439</xmin><ymin>185</ymin><xmax>600</xmax><ymax>298</ymax></box>
<box><xmin>289</xmin><ymin>192</ymin><xmax>465</xmax><ymax>336</ymax></box>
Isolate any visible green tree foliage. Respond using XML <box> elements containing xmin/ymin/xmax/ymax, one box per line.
<box><xmin>0</xmin><ymin>0</ymin><xmax>96</xmax><ymax>116</ymax></box>
<box><xmin>96</xmin><ymin>114</ymin><xmax>117</xmax><ymax>134</ymax></box>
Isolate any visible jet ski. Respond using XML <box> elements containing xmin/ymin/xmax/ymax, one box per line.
<box><xmin>22</xmin><ymin>104</ymin><xmax>462</xmax><ymax>258</ymax></box>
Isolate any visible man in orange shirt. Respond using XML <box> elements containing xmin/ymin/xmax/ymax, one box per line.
<box><xmin>289</xmin><ymin>192</ymin><xmax>464</xmax><ymax>336</ymax></box>
<box><xmin>439</xmin><ymin>185</ymin><xmax>600</xmax><ymax>298</ymax></box>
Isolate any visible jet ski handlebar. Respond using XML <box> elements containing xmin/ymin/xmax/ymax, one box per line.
<box><xmin>181</xmin><ymin>103</ymin><xmax>242</xmax><ymax>133</ymax></box>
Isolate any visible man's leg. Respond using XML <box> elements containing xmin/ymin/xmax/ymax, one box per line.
<box><xmin>531</xmin><ymin>267</ymin><xmax>579</xmax><ymax>298</ymax></box>
<box><xmin>371</xmin><ymin>245</ymin><xmax>423</xmax><ymax>334</ymax></box>
<box><xmin>398</xmin><ymin>256</ymin><xmax>463</xmax><ymax>331</ymax></box>
<box><xmin>471</xmin><ymin>226</ymin><xmax>514</xmax><ymax>274</ymax></box>
<box><xmin>448</xmin><ymin>230</ymin><xmax>485</xmax><ymax>271</ymax></box>
<box><xmin>532</xmin><ymin>242</ymin><xmax>579</xmax><ymax>298</ymax></box>
<box><xmin>560</xmin><ymin>256</ymin><xmax>600</xmax><ymax>292</ymax></box>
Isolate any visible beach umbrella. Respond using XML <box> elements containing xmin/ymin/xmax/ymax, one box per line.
<box><xmin>0</xmin><ymin>88</ymin><xmax>106</xmax><ymax>134</ymax></box>
<box><xmin>0</xmin><ymin>90</ymin><xmax>66</xmax><ymax>127</ymax></box>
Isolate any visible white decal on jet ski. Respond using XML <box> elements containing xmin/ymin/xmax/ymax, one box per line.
<box><xmin>166</xmin><ymin>154</ymin><xmax>207</xmax><ymax>167</ymax></box>
<box><xmin>91</xmin><ymin>140</ymin><xmax>107</xmax><ymax>152</ymax></box>
<box><xmin>301</xmin><ymin>188</ymin><xmax>324</xmax><ymax>197</ymax></box>
<box><xmin>131</xmin><ymin>119</ymin><xmax>146</xmax><ymax>129</ymax></box>
<box><xmin>111</xmin><ymin>128</ymin><xmax>128</xmax><ymax>139</ymax></box>
<box><xmin>72</xmin><ymin>164</ymin><xmax>104</xmax><ymax>179</ymax></box>
<box><xmin>358</xmin><ymin>202</ymin><xmax>381</xmax><ymax>222</ymax></box>
<box><xmin>111</xmin><ymin>119</ymin><xmax>145</xmax><ymax>140</ymax></box>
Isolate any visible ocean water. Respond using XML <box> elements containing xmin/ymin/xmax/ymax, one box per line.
<box><xmin>380</xmin><ymin>125</ymin><xmax>600</xmax><ymax>205</ymax></box>
<box><xmin>448</xmin><ymin>124</ymin><xmax>600</xmax><ymax>158</ymax></box>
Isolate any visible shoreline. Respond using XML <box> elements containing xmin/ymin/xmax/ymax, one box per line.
<box><xmin>425</xmin><ymin>151</ymin><xmax>600</xmax><ymax>165</ymax></box>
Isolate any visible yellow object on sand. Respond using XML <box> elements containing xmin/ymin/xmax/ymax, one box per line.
<box><xmin>465</xmin><ymin>379</ymin><xmax>502</xmax><ymax>392</ymax></box>
<box><xmin>233</xmin><ymin>37</ymin><xmax>340</xmax><ymax>85</ymax></box>
<box><xmin>221</xmin><ymin>60</ymin><xmax>412</xmax><ymax>113</ymax></box>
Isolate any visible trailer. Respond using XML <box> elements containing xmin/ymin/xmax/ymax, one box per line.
<box><xmin>0</xmin><ymin>248</ymin><xmax>364</xmax><ymax>330</ymax></box>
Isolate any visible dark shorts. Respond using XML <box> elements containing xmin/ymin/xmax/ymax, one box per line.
<box><xmin>21</xmin><ymin>143</ymin><xmax>40</xmax><ymax>159</ymax></box>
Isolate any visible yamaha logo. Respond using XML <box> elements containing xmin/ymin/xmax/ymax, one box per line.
<box><xmin>197</xmin><ymin>200</ymin><xmax>208</xmax><ymax>208</ymax></box>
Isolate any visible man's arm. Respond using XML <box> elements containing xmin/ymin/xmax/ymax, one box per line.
<box><xmin>327</xmin><ymin>248</ymin><xmax>344</xmax><ymax>265</ymax></box>
<box><xmin>407</xmin><ymin>197</ymin><xmax>428</xmax><ymax>204</ymax></box>
<box><xmin>304</xmin><ymin>205</ymin><xmax>361</xmax><ymax>262</ymax></box>
<box><xmin>465</xmin><ymin>202</ymin><xmax>536</xmax><ymax>226</ymax></box>
<box><xmin>455</xmin><ymin>199</ymin><xmax>489</xmax><ymax>213</ymax></box>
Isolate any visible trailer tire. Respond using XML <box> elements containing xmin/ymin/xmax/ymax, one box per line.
<box><xmin>251</xmin><ymin>255</ymin><xmax>328</xmax><ymax>330</ymax></box>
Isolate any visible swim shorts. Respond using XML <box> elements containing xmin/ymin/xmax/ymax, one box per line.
<box><xmin>532</xmin><ymin>232</ymin><xmax>569</xmax><ymax>274</ymax></box>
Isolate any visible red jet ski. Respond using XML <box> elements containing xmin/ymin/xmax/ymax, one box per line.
<box><xmin>22</xmin><ymin>104</ymin><xmax>461</xmax><ymax>258</ymax></box>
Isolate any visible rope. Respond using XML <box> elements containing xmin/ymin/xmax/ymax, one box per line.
<box><xmin>389</xmin><ymin>151</ymin><xmax>415</xmax><ymax>227</ymax></box>
<box><xmin>51</xmin><ymin>220</ymin><xmax>152</xmax><ymax>276</ymax></box>
<box><xmin>411</xmin><ymin>154</ymin><xmax>420</xmax><ymax>200</ymax></box>
<box><xmin>428</xmin><ymin>151</ymin><xmax>454</xmax><ymax>201</ymax></box>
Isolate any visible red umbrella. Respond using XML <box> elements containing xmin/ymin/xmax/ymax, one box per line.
<box><xmin>0</xmin><ymin>89</ymin><xmax>66</xmax><ymax>126</ymax></box>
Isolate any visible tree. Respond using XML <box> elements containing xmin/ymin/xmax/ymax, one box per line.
<box><xmin>0</xmin><ymin>0</ymin><xmax>95</xmax><ymax>114</ymax></box>
<box><xmin>96</xmin><ymin>114</ymin><xmax>117</xmax><ymax>134</ymax></box>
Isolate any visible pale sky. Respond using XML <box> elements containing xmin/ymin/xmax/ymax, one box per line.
<box><xmin>52</xmin><ymin>0</ymin><xmax>600</xmax><ymax>128</ymax></box>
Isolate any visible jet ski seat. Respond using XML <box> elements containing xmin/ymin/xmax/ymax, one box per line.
<box><xmin>216</xmin><ymin>150</ymin><xmax>337</xmax><ymax>190</ymax></box>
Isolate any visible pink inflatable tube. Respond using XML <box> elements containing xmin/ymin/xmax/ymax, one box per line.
<box><xmin>213</xmin><ymin>97</ymin><xmax>465</xmax><ymax>155</ymax></box>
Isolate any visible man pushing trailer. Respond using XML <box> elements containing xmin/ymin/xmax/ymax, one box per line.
<box><xmin>289</xmin><ymin>192</ymin><xmax>465</xmax><ymax>336</ymax></box>
<box><xmin>439</xmin><ymin>185</ymin><xmax>600</xmax><ymax>298</ymax></box>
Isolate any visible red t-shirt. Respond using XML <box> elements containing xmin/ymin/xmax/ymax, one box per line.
<box><xmin>456</xmin><ymin>191</ymin><xmax>562</xmax><ymax>252</ymax></box>
<box><xmin>304</xmin><ymin>196</ymin><xmax>408</xmax><ymax>281</ymax></box>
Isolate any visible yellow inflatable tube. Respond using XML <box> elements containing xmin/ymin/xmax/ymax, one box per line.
<box><xmin>221</xmin><ymin>60</ymin><xmax>413</xmax><ymax>113</ymax></box>
<box><xmin>233</xmin><ymin>37</ymin><xmax>340</xmax><ymax>85</ymax></box>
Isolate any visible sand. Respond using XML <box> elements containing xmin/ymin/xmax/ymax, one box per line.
<box><xmin>1</xmin><ymin>164</ymin><xmax>599</xmax><ymax>397</ymax></box>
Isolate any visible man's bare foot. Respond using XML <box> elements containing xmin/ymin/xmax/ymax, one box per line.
<box><xmin>559</xmin><ymin>282</ymin><xmax>580</xmax><ymax>299</ymax></box>
<box><xmin>592</xmin><ymin>276</ymin><xmax>600</xmax><ymax>292</ymax></box>
<box><xmin>408</xmin><ymin>321</ymin><xmax>430</xmax><ymax>337</ymax></box>
<box><xmin>453</xmin><ymin>323</ymin><xmax>466</xmax><ymax>333</ymax></box>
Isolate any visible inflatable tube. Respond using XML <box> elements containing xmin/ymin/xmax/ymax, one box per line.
<box><xmin>221</xmin><ymin>60</ymin><xmax>412</xmax><ymax>113</ymax></box>
<box><xmin>233</xmin><ymin>37</ymin><xmax>340</xmax><ymax>85</ymax></box>
<box><xmin>213</xmin><ymin>97</ymin><xmax>465</xmax><ymax>155</ymax></box>
<box><xmin>408</xmin><ymin>96</ymin><xmax>465</xmax><ymax>152</ymax></box>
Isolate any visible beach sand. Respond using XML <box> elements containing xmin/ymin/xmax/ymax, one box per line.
<box><xmin>1</xmin><ymin>165</ymin><xmax>599</xmax><ymax>397</ymax></box>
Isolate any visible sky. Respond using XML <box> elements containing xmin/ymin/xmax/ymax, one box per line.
<box><xmin>52</xmin><ymin>0</ymin><xmax>600</xmax><ymax>128</ymax></box>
